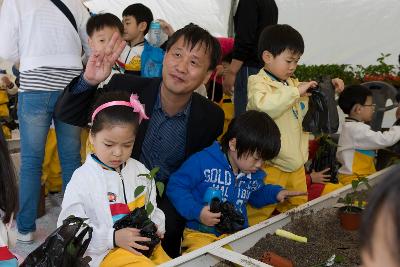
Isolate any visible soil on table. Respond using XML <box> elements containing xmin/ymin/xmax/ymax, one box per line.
<box><xmin>215</xmin><ymin>208</ymin><xmax>361</xmax><ymax>267</ymax></box>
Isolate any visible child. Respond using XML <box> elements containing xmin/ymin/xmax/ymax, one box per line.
<box><xmin>246</xmin><ymin>24</ymin><xmax>344</xmax><ymax>225</ymax></box>
<box><xmin>58</xmin><ymin>92</ymin><xmax>170</xmax><ymax>267</ymax></box>
<box><xmin>86</xmin><ymin>13</ymin><xmax>124</xmax><ymax>87</ymax></box>
<box><xmin>360</xmin><ymin>173</ymin><xmax>400</xmax><ymax>267</ymax></box>
<box><xmin>337</xmin><ymin>85</ymin><xmax>400</xmax><ymax>185</ymax></box>
<box><xmin>167</xmin><ymin>110</ymin><xmax>305</xmax><ymax>253</ymax></box>
<box><xmin>117</xmin><ymin>4</ymin><xmax>164</xmax><ymax>77</ymax></box>
<box><xmin>0</xmin><ymin>130</ymin><xmax>18</xmax><ymax>266</ymax></box>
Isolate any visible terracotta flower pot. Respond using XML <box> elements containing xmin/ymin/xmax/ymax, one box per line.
<box><xmin>260</xmin><ymin>251</ymin><xmax>293</xmax><ymax>267</ymax></box>
<box><xmin>338</xmin><ymin>206</ymin><xmax>362</xmax><ymax>231</ymax></box>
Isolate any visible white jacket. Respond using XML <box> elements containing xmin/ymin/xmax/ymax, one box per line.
<box><xmin>337</xmin><ymin>120</ymin><xmax>400</xmax><ymax>175</ymax></box>
<box><xmin>0</xmin><ymin>0</ymin><xmax>90</xmax><ymax>71</ymax></box>
<box><xmin>58</xmin><ymin>155</ymin><xmax>165</xmax><ymax>267</ymax></box>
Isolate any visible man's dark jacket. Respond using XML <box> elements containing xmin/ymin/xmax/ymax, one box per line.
<box><xmin>54</xmin><ymin>74</ymin><xmax>224</xmax><ymax>161</ymax></box>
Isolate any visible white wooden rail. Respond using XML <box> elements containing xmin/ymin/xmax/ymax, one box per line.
<box><xmin>160</xmin><ymin>165</ymin><xmax>400</xmax><ymax>267</ymax></box>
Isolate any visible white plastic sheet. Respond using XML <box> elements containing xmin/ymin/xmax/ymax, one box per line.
<box><xmin>277</xmin><ymin>0</ymin><xmax>400</xmax><ymax>66</ymax></box>
<box><xmin>83</xmin><ymin>0</ymin><xmax>232</xmax><ymax>37</ymax></box>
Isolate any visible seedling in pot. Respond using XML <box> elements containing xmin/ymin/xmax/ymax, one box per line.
<box><xmin>337</xmin><ymin>176</ymin><xmax>371</xmax><ymax>230</ymax></box>
<box><xmin>135</xmin><ymin>167</ymin><xmax>164</xmax><ymax>215</ymax></box>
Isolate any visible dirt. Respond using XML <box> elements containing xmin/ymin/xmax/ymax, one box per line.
<box><xmin>215</xmin><ymin>208</ymin><xmax>361</xmax><ymax>267</ymax></box>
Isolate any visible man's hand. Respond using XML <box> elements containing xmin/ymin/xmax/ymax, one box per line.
<box><xmin>83</xmin><ymin>32</ymin><xmax>126</xmax><ymax>85</ymax></box>
<box><xmin>222</xmin><ymin>70</ymin><xmax>236</xmax><ymax>96</ymax></box>
<box><xmin>200</xmin><ymin>206</ymin><xmax>221</xmax><ymax>226</ymax></box>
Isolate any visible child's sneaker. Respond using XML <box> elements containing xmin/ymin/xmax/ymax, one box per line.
<box><xmin>16</xmin><ymin>232</ymin><xmax>34</xmax><ymax>244</ymax></box>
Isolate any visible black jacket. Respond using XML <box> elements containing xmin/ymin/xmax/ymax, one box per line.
<box><xmin>54</xmin><ymin>74</ymin><xmax>224</xmax><ymax>161</ymax></box>
<box><xmin>232</xmin><ymin>0</ymin><xmax>278</xmax><ymax>68</ymax></box>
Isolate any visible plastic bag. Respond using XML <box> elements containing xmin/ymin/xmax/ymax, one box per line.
<box><xmin>21</xmin><ymin>216</ymin><xmax>92</xmax><ymax>267</ymax></box>
<box><xmin>113</xmin><ymin>207</ymin><xmax>160</xmax><ymax>257</ymax></box>
<box><xmin>310</xmin><ymin>136</ymin><xmax>339</xmax><ymax>183</ymax></box>
<box><xmin>303</xmin><ymin>76</ymin><xmax>339</xmax><ymax>135</ymax></box>
<box><xmin>141</xmin><ymin>43</ymin><xmax>164</xmax><ymax>78</ymax></box>
<box><xmin>210</xmin><ymin>199</ymin><xmax>245</xmax><ymax>234</ymax></box>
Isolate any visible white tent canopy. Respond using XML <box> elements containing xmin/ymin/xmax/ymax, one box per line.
<box><xmin>83</xmin><ymin>0</ymin><xmax>400</xmax><ymax>66</ymax></box>
<box><xmin>1</xmin><ymin>0</ymin><xmax>399</xmax><ymax>67</ymax></box>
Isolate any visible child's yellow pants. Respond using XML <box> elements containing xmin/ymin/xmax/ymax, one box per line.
<box><xmin>100</xmin><ymin>243</ymin><xmax>171</xmax><ymax>267</ymax></box>
<box><xmin>181</xmin><ymin>228</ymin><xmax>230</xmax><ymax>254</ymax></box>
<box><xmin>247</xmin><ymin>165</ymin><xmax>308</xmax><ymax>226</ymax></box>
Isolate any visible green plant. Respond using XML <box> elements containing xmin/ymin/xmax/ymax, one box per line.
<box><xmin>134</xmin><ymin>167</ymin><xmax>165</xmax><ymax>216</ymax></box>
<box><xmin>294</xmin><ymin>53</ymin><xmax>400</xmax><ymax>87</ymax></box>
<box><xmin>295</xmin><ymin>64</ymin><xmax>357</xmax><ymax>85</ymax></box>
<box><xmin>354</xmin><ymin>53</ymin><xmax>397</xmax><ymax>78</ymax></box>
<box><xmin>338</xmin><ymin>176</ymin><xmax>371</xmax><ymax>212</ymax></box>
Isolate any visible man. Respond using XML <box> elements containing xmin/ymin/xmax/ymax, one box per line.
<box><xmin>0</xmin><ymin>0</ymin><xmax>90</xmax><ymax>243</ymax></box>
<box><xmin>55</xmin><ymin>24</ymin><xmax>224</xmax><ymax>258</ymax></box>
<box><xmin>223</xmin><ymin>0</ymin><xmax>278</xmax><ymax>117</ymax></box>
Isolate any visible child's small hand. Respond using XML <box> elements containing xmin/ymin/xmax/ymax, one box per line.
<box><xmin>156</xmin><ymin>231</ymin><xmax>164</xmax><ymax>239</ymax></box>
<box><xmin>200</xmin><ymin>206</ymin><xmax>221</xmax><ymax>226</ymax></box>
<box><xmin>310</xmin><ymin>168</ymin><xmax>331</xmax><ymax>184</ymax></box>
<box><xmin>114</xmin><ymin>228</ymin><xmax>150</xmax><ymax>255</ymax></box>
<box><xmin>331</xmin><ymin>78</ymin><xmax>345</xmax><ymax>93</ymax></box>
<box><xmin>276</xmin><ymin>190</ymin><xmax>307</xmax><ymax>203</ymax></box>
<box><xmin>298</xmin><ymin>81</ymin><xmax>317</xmax><ymax>96</ymax></box>
<box><xmin>158</xmin><ymin>19</ymin><xmax>175</xmax><ymax>37</ymax></box>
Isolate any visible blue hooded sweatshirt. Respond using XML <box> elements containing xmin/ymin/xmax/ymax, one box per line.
<box><xmin>167</xmin><ymin>141</ymin><xmax>283</xmax><ymax>234</ymax></box>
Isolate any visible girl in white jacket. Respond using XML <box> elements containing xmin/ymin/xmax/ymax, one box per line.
<box><xmin>58</xmin><ymin>92</ymin><xmax>170</xmax><ymax>267</ymax></box>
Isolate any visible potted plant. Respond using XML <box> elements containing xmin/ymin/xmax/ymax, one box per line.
<box><xmin>113</xmin><ymin>167</ymin><xmax>165</xmax><ymax>257</ymax></box>
<box><xmin>337</xmin><ymin>177</ymin><xmax>371</xmax><ymax>231</ymax></box>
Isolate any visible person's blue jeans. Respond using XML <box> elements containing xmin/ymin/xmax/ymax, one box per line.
<box><xmin>234</xmin><ymin>66</ymin><xmax>259</xmax><ymax>117</ymax></box>
<box><xmin>16</xmin><ymin>91</ymin><xmax>81</xmax><ymax>234</ymax></box>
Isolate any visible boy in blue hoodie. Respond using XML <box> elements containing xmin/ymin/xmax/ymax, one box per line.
<box><xmin>167</xmin><ymin>110</ymin><xmax>306</xmax><ymax>253</ymax></box>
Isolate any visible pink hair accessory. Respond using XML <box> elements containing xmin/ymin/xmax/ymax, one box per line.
<box><xmin>91</xmin><ymin>94</ymin><xmax>149</xmax><ymax>124</ymax></box>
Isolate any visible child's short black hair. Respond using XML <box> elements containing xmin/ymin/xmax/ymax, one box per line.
<box><xmin>338</xmin><ymin>84</ymin><xmax>373</xmax><ymax>115</ymax></box>
<box><xmin>258</xmin><ymin>24</ymin><xmax>304</xmax><ymax>59</ymax></box>
<box><xmin>166</xmin><ymin>23</ymin><xmax>222</xmax><ymax>71</ymax></box>
<box><xmin>360</xmin><ymin>174</ymin><xmax>400</xmax><ymax>264</ymax></box>
<box><xmin>221</xmin><ymin>110</ymin><xmax>281</xmax><ymax>160</ymax></box>
<box><xmin>86</xmin><ymin>13</ymin><xmax>124</xmax><ymax>37</ymax></box>
<box><xmin>122</xmin><ymin>3</ymin><xmax>153</xmax><ymax>35</ymax></box>
<box><xmin>90</xmin><ymin>91</ymin><xmax>140</xmax><ymax>135</ymax></box>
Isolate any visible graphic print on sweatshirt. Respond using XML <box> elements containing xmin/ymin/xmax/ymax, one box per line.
<box><xmin>203</xmin><ymin>168</ymin><xmax>262</xmax><ymax>213</ymax></box>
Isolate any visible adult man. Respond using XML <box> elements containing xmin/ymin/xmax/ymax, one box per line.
<box><xmin>0</xmin><ymin>0</ymin><xmax>90</xmax><ymax>243</ymax></box>
<box><xmin>223</xmin><ymin>0</ymin><xmax>278</xmax><ymax>117</ymax></box>
<box><xmin>55</xmin><ymin>24</ymin><xmax>224</xmax><ymax>258</ymax></box>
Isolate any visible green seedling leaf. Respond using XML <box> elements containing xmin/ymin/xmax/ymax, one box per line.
<box><xmin>134</xmin><ymin>185</ymin><xmax>145</xmax><ymax>197</ymax></box>
<box><xmin>334</xmin><ymin>255</ymin><xmax>344</xmax><ymax>263</ymax></box>
<box><xmin>156</xmin><ymin>181</ymin><xmax>165</xmax><ymax>197</ymax></box>
<box><xmin>145</xmin><ymin>202</ymin><xmax>154</xmax><ymax>215</ymax></box>
<box><xmin>149</xmin><ymin>167</ymin><xmax>160</xmax><ymax>179</ymax></box>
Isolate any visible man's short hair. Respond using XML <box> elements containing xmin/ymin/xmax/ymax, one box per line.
<box><xmin>166</xmin><ymin>23</ymin><xmax>222</xmax><ymax>71</ymax></box>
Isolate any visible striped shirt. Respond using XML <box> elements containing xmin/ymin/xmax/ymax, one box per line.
<box><xmin>140</xmin><ymin>89</ymin><xmax>192</xmax><ymax>182</ymax></box>
<box><xmin>19</xmin><ymin>66</ymin><xmax>82</xmax><ymax>92</ymax></box>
